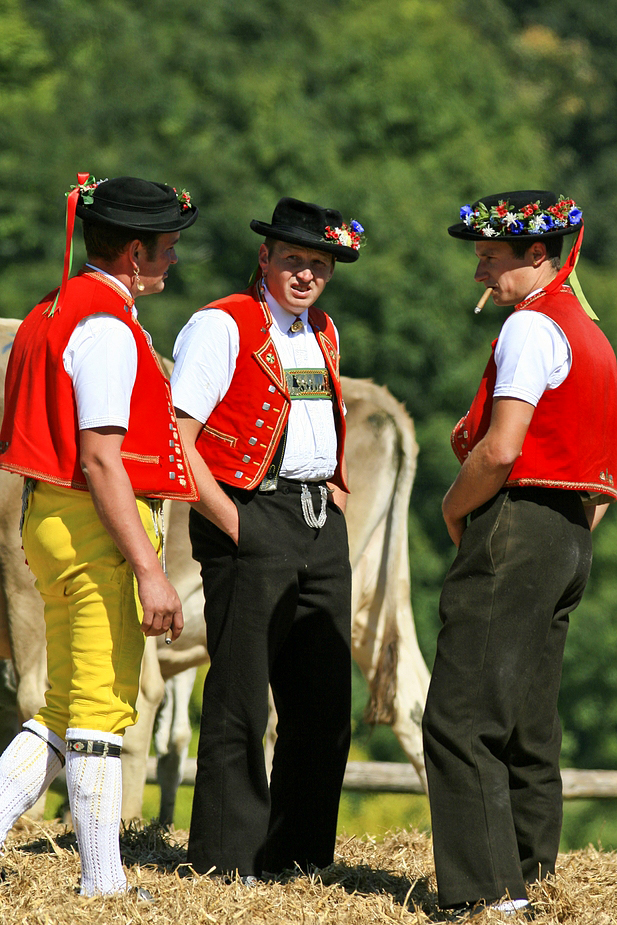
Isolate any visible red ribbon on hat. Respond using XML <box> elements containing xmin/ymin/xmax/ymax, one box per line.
<box><xmin>541</xmin><ymin>222</ymin><xmax>598</xmax><ymax>319</ymax></box>
<box><xmin>543</xmin><ymin>222</ymin><xmax>584</xmax><ymax>295</ymax></box>
<box><xmin>46</xmin><ymin>171</ymin><xmax>91</xmax><ymax>317</ymax></box>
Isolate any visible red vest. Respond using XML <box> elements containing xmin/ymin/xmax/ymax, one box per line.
<box><xmin>195</xmin><ymin>287</ymin><xmax>348</xmax><ymax>492</ymax></box>
<box><xmin>0</xmin><ymin>269</ymin><xmax>198</xmax><ymax>501</ymax></box>
<box><xmin>451</xmin><ymin>287</ymin><xmax>617</xmax><ymax>500</ymax></box>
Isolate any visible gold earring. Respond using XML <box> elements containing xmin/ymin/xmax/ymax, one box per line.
<box><xmin>135</xmin><ymin>268</ymin><xmax>145</xmax><ymax>292</ymax></box>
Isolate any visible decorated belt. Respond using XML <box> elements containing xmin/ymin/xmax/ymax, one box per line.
<box><xmin>66</xmin><ymin>739</ymin><xmax>122</xmax><ymax>758</ymax></box>
<box><xmin>285</xmin><ymin>368</ymin><xmax>332</xmax><ymax>400</ymax></box>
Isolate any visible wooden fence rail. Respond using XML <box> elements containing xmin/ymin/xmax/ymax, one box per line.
<box><xmin>145</xmin><ymin>758</ymin><xmax>617</xmax><ymax>799</ymax></box>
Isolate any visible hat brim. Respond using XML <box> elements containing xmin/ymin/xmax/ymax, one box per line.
<box><xmin>250</xmin><ymin>220</ymin><xmax>359</xmax><ymax>263</ymax></box>
<box><xmin>448</xmin><ymin>221</ymin><xmax>580</xmax><ymax>242</ymax></box>
<box><xmin>76</xmin><ymin>201</ymin><xmax>199</xmax><ymax>233</ymax></box>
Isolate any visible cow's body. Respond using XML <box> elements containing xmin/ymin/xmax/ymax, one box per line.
<box><xmin>152</xmin><ymin>376</ymin><xmax>429</xmax><ymax>820</ymax></box>
<box><xmin>0</xmin><ymin>317</ymin><xmax>429</xmax><ymax>823</ymax></box>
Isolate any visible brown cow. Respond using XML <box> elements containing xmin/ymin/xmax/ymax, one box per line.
<box><xmin>152</xmin><ymin>375</ymin><xmax>430</xmax><ymax>822</ymax></box>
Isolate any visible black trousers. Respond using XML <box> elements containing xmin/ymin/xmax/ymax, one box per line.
<box><xmin>423</xmin><ymin>488</ymin><xmax>592</xmax><ymax>908</ymax></box>
<box><xmin>187</xmin><ymin>479</ymin><xmax>352</xmax><ymax>877</ymax></box>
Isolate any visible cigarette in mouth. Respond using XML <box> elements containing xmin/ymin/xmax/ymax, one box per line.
<box><xmin>474</xmin><ymin>287</ymin><xmax>494</xmax><ymax>314</ymax></box>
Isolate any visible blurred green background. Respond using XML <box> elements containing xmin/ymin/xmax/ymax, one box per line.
<box><xmin>7</xmin><ymin>0</ymin><xmax>617</xmax><ymax>849</ymax></box>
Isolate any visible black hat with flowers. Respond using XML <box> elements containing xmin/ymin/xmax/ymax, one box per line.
<box><xmin>47</xmin><ymin>171</ymin><xmax>198</xmax><ymax>318</ymax></box>
<box><xmin>250</xmin><ymin>197</ymin><xmax>364</xmax><ymax>263</ymax></box>
<box><xmin>76</xmin><ymin>176</ymin><xmax>198</xmax><ymax>232</ymax></box>
<box><xmin>448</xmin><ymin>190</ymin><xmax>582</xmax><ymax>242</ymax></box>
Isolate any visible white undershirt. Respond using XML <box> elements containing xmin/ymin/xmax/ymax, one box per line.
<box><xmin>493</xmin><ymin>309</ymin><xmax>572</xmax><ymax>406</ymax></box>
<box><xmin>62</xmin><ymin>266</ymin><xmax>139</xmax><ymax>430</ymax></box>
<box><xmin>171</xmin><ymin>285</ymin><xmax>340</xmax><ymax>480</ymax></box>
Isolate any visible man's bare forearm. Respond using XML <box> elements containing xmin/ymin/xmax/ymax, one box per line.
<box><xmin>80</xmin><ymin>428</ymin><xmax>183</xmax><ymax>639</ymax></box>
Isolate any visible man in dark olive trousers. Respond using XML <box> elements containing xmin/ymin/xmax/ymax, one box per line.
<box><xmin>423</xmin><ymin>190</ymin><xmax>617</xmax><ymax>919</ymax></box>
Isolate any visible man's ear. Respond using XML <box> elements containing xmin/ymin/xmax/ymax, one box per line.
<box><xmin>126</xmin><ymin>239</ymin><xmax>141</xmax><ymax>266</ymax></box>
<box><xmin>530</xmin><ymin>242</ymin><xmax>548</xmax><ymax>267</ymax></box>
<box><xmin>258</xmin><ymin>243</ymin><xmax>269</xmax><ymax>275</ymax></box>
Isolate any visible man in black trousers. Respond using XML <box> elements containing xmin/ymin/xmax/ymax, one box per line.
<box><xmin>170</xmin><ymin>198</ymin><xmax>364</xmax><ymax>879</ymax></box>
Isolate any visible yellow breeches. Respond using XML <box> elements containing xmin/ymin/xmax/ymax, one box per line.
<box><xmin>22</xmin><ymin>482</ymin><xmax>160</xmax><ymax>740</ymax></box>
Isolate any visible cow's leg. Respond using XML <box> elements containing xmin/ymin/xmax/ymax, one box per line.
<box><xmin>2</xmin><ymin>561</ymin><xmax>50</xmax><ymax>819</ymax></box>
<box><xmin>264</xmin><ymin>687</ymin><xmax>277</xmax><ymax>778</ymax></box>
<box><xmin>389</xmin><ymin>545</ymin><xmax>429</xmax><ymax>789</ymax></box>
<box><xmin>154</xmin><ymin>666</ymin><xmax>197</xmax><ymax>826</ymax></box>
<box><xmin>0</xmin><ymin>659</ymin><xmax>18</xmax><ymax>754</ymax></box>
<box><xmin>121</xmin><ymin>636</ymin><xmax>165</xmax><ymax>820</ymax></box>
<box><xmin>351</xmin><ymin>527</ymin><xmax>429</xmax><ymax>789</ymax></box>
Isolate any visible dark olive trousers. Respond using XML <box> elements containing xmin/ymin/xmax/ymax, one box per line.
<box><xmin>423</xmin><ymin>488</ymin><xmax>593</xmax><ymax>909</ymax></box>
<box><xmin>187</xmin><ymin>480</ymin><xmax>352</xmax><ymax>878</ymax></box>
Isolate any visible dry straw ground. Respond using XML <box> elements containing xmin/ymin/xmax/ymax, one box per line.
<box><xmin>1</xmin><ymin>818</ymin><xmax>616</xmax><ymax>924</ymax></box>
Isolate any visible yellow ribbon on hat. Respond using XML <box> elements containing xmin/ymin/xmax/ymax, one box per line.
<box><xmin>568</xmin><ymin>266</ymin><xmax>598</xmax><ymax>321</ymax></box>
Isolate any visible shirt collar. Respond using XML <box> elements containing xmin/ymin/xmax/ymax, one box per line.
<box><xmin>86</xmin><ymin>263</ymin><xmax>134</xmax><ymax>305</ymax></box>
<box><xmin>263</xmin><ymin>283</ymin><xmax>309</xmax><ymax>334</ymax></box>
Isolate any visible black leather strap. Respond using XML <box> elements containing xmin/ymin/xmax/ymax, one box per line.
<box><xmin>23</xmin><ymin>725</ymin><xmax>65</xmax><ymax>767</ymax></box>
<box><xmin>258</xmin><ymin>425</ymin><xmax>288</xmax><ymax>492</ymax></box>
<box><xmin>66</xmin><ymin>739</ymin><xmax>122</xmax><ymax>758</ymax></box>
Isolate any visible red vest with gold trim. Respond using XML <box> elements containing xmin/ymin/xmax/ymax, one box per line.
<box><xmin>451</xmin><ymin>287</ymin><xmax>617</xmax><ymax>500</ymax></box>
<box><xmin>194</xmin><ymin>286</ymin><xmax>348</xmax><ymax>492</ymax></box>
<box><xmin>0</xmin><ymin>269</ymin><xmax>198</xmax><ymax>501</ymax></box>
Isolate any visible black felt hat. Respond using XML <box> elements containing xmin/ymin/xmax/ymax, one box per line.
<box><xmin>250</xmin><ymin>197</ymin><xmax>361</xmax><ymax>263</ymax></box>
<box><xmin>76</xmin><ymin>177</ymin><xmax>198</xmax><ymax>232</ymax></box>
<box><xmin>448</xmin><ymin>190</ymin><xmax>582</xmax><ymax>241</ymax></box>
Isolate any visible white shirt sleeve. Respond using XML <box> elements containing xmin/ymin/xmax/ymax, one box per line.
<box><xmin>63</xmin><ymin>314</ymin><xmax>138</xmax><ymax>429</ymax></box>
<box><xmin>493</xmin><ymin>310</ymin><xmax>572</xmax><ymax>407</ymax></box>
<box><xmin>171</xmin><ymin>309</ymin><xmax>240</xmax><ymax>424</ymax></box>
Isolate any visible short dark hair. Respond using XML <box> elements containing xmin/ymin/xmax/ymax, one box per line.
<box><xmin>507</xmin><ymin>235</ymin><xmax>564</xmax><ymax>271</ymax></box>
<box><xmin>82</xmin><ymin>221</ymin><xmax>159</xmax><ymax>262</ymax></box>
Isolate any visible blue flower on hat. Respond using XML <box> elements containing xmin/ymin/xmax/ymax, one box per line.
<box><xmin>460</xmin><ymin>205</ymin><xmax>474</xmax><ymax>224</ymax></box>
<box><xmin>568</xmin><ymin>207</ymin><xmax>583</xmax><ymax>225</ymax></box>
<box><xmin>350</xmin><ymin>220</ymin><xmax>364</xmax><ymax>234</ymax></box>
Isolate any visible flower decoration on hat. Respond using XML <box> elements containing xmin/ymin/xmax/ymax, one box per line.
<box><xmin>67</xmin><ymin>175</ymin><xmax>106</xmax><ymax>205</ymax></box>
<box><xmin>174</xmin><ymin>188</ymin><xmax>193</xmax><ymax>212</ymax></box>
<box><xmin>324</xmin><ymin>219</ymin><xmax>365</xmax><ymax>251</ymax></box>
<box><xmin>461</xmin><ymin>196</ymin><xmax>582</xmax><ymax>237</ymax></box>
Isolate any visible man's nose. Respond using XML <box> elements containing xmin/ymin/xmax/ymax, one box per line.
<box><xmin>474</xmin><ymin>261</ymin><xmax>487</xmax><ymax>282</ymax></box>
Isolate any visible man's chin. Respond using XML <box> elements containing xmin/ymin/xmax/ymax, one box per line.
<box><xmin>285</xmin><ymin>292</ymin><xmax>317</xmax><ymax>311</ymax></box>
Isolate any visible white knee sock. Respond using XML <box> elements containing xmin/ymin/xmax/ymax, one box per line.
<box><xmin>65</xmin><ymin>728</ymin><xmax>127</xmax><ymax>897</ymax></box>
<box><xmin>0</xmin><ymin>719</ymin><xmax>65</xmax><ymax>846</ymax></box>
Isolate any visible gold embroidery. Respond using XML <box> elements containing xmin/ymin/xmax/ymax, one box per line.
<box><xmin>121</xmin><ymin>451</ymin><xmax>160</xmax><ymax>464</ymax></box>
<box><xmin>202</xmin><ymin>425</ymin><xmax>238</xmax><ymax>448</ymax></box>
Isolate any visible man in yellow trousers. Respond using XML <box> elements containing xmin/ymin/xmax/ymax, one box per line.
<box><xmin>0</xmin><ymin>174</ymin><xmax>198</xmax><ymax>897</ymax></box>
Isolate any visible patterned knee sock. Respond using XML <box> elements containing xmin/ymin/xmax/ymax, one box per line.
<box><xmin>65</xmin><ymin>728</ymin><xmax>127</xmax><ymax>897</ymax></box>
<box><xmin>0</xmin><ymin>719</ymin><xmax>65</xmax><ymax>846</ymax></box>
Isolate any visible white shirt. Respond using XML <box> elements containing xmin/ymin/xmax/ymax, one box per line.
<box><xmin>171</xmin><ymin>285</ymin><xmax>340</xmax><ymax>480</ymax></box>
<box><xmin>494</xmin><ymin>309</ymin><xmax>571</xmax><ymax>406</ymax></box>
<box><xmin>62</xmin><ymin>266</ymin><xmax>139</xmax><ymax>429</ymax></box>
